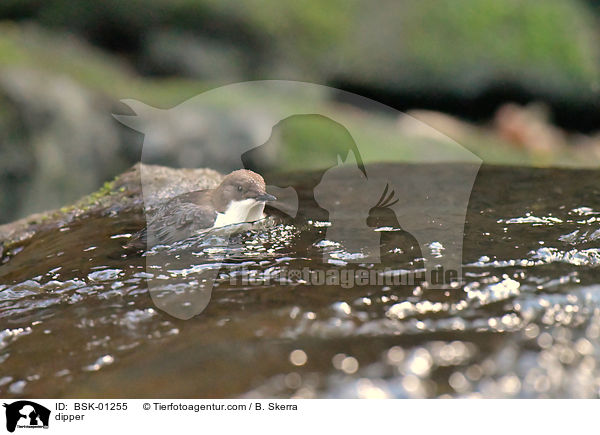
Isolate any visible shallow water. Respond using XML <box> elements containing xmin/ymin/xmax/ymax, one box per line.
<box><xmin>1</xmin><ymin>164</ymin><xmax>600</xmax><ymax>398</ymax></box>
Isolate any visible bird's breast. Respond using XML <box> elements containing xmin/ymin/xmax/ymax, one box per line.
<box><xmin>213</xmin><ymin>199</ymin><xmax>265</xmax><ymax>228</ymax></box>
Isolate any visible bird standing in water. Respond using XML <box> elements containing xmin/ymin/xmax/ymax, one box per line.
<box><xmin>130</xmin><ymin>169</ymin><xmax>276</xmax><ymax>247</ymax></box>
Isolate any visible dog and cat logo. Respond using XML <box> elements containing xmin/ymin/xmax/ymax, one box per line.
<box><xmin>3</xmin><ymin>401</ymin><xmax>50</xmax><ymax>432</ymax></box>
<box><xmin>116</xmin><ymin>80</ymin><xmax>481</xmax><ymax>319</ymax></box>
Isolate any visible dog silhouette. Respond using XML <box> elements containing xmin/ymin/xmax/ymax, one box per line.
<box><xmin>3</xmin><ymin>401</ymin><xmax>50</xmax><ymax>433</ymax></box>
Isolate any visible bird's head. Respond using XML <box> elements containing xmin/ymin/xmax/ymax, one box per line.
<box><xmin>213</xmin><ymin>169</ymin><xmax>276</xmax><ymax>212</ymax></box>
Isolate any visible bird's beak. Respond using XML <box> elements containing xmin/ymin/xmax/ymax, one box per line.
<box><xmin>255</xmin><ymin>192</ymin><xmax>276</xmax><ymax>202</ymax></box>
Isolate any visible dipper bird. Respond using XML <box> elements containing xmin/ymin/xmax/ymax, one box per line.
<box><xmin>129</xmin><ymin>169</ymin><xmax>276</xmax><ymax>248</ymax></box>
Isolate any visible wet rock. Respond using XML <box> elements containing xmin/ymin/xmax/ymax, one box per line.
<box><xmin>0</xmin><ymin>163</ymin><xmax>223</xmax><ymax>258</ymax></box>
<box><xmin>138</xmin><ymin>164</ymin><xmax>223</xmax><ymax>210</ymax></box>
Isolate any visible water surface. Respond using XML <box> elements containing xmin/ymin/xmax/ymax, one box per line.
<box><xmin>1</xmin><ymin>164</ymin><xmax>599</xmax><ymax>398</ymax></box>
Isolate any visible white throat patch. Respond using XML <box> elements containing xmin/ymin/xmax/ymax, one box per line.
<box><xmin>213</xmin><ymin>199</ymin><xmax>266</xmax><ymax>228</ymax></box>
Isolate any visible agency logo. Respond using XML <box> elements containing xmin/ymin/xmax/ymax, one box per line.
<box><xmin>115</xmin><ymin>80</ymin><xmax>481</xmax><ymax>319</ymax></box>
<box><xmin>3</xmin><ymin>401</ymin><xmax>50</xmax><ymax>433</ymax></box>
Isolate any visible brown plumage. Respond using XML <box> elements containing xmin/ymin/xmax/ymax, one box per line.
<box><xmin>128</xmin><ymin>169</ymin><xmax>275</xmax><ymax>248</ymax></box>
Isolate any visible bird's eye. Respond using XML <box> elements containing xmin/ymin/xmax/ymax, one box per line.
<box><xmin>237</xmin><ymin>186</ymin><xmax>243</xmax><ymax>192</ymax></box>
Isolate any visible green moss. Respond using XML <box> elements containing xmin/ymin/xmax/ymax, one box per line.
<box><xmin>73</xmin><ymin>180</ymin><xmax>119</xmax><ymax>212</ymax></box>
<box><xmin>50</xmin><ymin>178</ymin><xmax>120</xmax><ymax>219</ymax></box>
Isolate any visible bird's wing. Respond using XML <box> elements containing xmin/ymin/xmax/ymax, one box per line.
<box><xmin>147</xmin><ymin>192</ymin><xmax>217</xmax><ymax>245</ymax></box>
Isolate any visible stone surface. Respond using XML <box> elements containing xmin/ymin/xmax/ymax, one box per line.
<box><xmin>0</xmin><ymin>163</ymin><xmax>224</xmax><ymax>254</ymax></box>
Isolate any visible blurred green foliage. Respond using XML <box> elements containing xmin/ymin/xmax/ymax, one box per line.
<box><xmin>0</xmin><ymin>0</ymin><xmax>599</xmax><ymax>171</ymax></box>
<box><xmin>0</xmin><ymin>0</ymin><xmax>597</xmax><ymax>96</ymax></box>
<box><xmin>332</xmin><ymin>0</ymin><xmax>599</xmax><ymax>99</ymax></box>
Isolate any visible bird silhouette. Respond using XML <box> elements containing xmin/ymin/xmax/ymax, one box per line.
<box><xmin>367</xmin><ymin>183</ymin><xmax>424</xmax><ymax>271</ymax></box>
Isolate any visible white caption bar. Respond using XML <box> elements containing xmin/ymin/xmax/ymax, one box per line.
<box><xmin>0</xmin><ymin>399</ymin><xmax>592</xmax><ymax>434</ymax></box>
